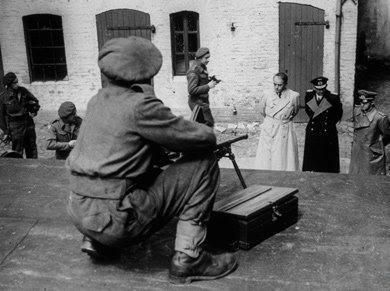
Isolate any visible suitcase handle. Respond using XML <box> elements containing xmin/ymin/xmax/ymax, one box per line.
<box><xmin>272</xmin><ymin>205</ymin><xmax>282</xmax><ymax>221</ymax></box>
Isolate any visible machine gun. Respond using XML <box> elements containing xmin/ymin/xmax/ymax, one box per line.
<box><xmin>215</xmin><ymin>134</ymin><xmax>248</xmax><ymax>189</ymax></box>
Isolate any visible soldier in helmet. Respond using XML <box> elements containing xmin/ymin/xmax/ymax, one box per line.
<box><xmin>349</xmin><ymin>90</ymin><xmax>390</xmax><ymax>175</ymax></box>
<box><xmin>186</xmin><ymin>47</ymin><xmax>219</xmax><ymax>127</ymax></box>
<box><xmin>46</xmin><ymin>101</ymin><xmax>82</xmax><ymax>160</ymax></box>
<box><xmin>0</xmin><ymin>72</ymin><xmax>40</xmax><ymax>158</ymax></box>
<box><xmin>66</xmin><ymin>36</ymin><xmax>237</xmax><ymax>284</ymax></box>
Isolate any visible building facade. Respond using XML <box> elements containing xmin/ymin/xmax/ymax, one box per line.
<box><xmin>0</xmin><ymin>0</ymin><xmax>358</xmax><ymax>120</ymax></box>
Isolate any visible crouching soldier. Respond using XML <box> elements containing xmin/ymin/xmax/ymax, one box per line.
<box><xmin>66</xmin><ymin>36</ymin><xmax>237</xmax><ymax>284</ymax></box>
<box><xmin>349</xmin><ymin>90</ymin><xmax>390</xmax><ymax>175</ymax></box>
<box><xmin>47</xmin><ymin>101</ymin><xmax>82</xmax><ymax>160</ymax></box>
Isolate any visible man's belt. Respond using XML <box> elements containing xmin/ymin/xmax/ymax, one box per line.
<box><xmin>69</xmin><ymin>174</ymin><xmax>136</xmax><ymax>200</ymax></box>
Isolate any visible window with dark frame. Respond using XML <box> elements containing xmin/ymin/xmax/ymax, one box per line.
<box><xmin>170</xmin><ymin>11</ymin><xmax>199</xmax><ymax>76</ymax></box>
<box><xmin>23</xmin><ymin>14</ymin><xmax>68</xmax><ymax>82</ymax></box>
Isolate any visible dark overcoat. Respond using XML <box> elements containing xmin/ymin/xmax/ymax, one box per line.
<box><xmin>302</xmin><ymin>89</ymin><xmax>343</xmax><ymax>173</ymax></box>
<box><xmin>349</xmin><ymin>106</ymin><xmax>390</xmax><ymax>175</ymax></box>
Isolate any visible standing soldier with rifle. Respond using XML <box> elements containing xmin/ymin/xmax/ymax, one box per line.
<box><xmin>187</xmin><ymin>47</ymin><xmax>219</xmax><ymax>127</ymax></box>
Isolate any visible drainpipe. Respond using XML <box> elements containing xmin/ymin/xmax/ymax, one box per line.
<box><xmin>335</xmin><ymin>0</ymin><xmax>342</xmax><ymax>95</ymax></box>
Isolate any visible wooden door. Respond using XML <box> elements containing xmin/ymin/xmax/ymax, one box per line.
<box><xmin>96</xmin><ymin>9</ymin><xmax>152</xmax><ymax>50</ymax></box>
<box><xmin>279</xmin><ymin>3</ymin><xmax>326</xmax><ymax>120</ymax></box>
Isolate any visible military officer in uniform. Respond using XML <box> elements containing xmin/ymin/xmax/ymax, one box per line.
<box><xmin>47</xmin><ymin>101</ymin><xmax>82</xmax><ymax>160</ymax></box>
<box><xmin>0</xmin><ymin>72</ymin><xmax>40</xmax><ymax>158</ymax></box>
<box><xmin>302</xmin><ymin>77</ymin><xmax>343</xmax><ymax>173</ymax></box>
<box><xmin>66</xmin><ymin>37</ymin><xmax>237</xmax><ymax>284</ymax></box>
<box><xmin>349</xmin><ymin>90</ymin><xmax>390</xmax><ymax>175</ymax></box>
<box><xmin>186</xmin><ymin>47</ymin><xmax>218</xmax><ymax>127</ymax></box>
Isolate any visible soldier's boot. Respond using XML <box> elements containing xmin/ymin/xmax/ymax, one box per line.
<box><xmin>81</xmin><ymin>236</ymin><xmax>119</xmax><ymax>260</ymax></box>
<box><xmin>168</xmin><ymin>250</ymin><xmax>237</xmax><ymax>284</ymax></box>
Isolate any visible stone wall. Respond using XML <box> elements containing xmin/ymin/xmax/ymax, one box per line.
<box><xmin>0</xmin><ymin>0</ymin><xmax>357</xmax><ymax>120</ymax></box>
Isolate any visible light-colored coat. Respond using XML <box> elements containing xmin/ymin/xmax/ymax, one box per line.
<box><xmin>255</xmin><ymin>88</ymin><xmax>300</xmax><ymax>171</ymax></box>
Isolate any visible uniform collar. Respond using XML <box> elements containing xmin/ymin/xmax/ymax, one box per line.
<box><xmin>307</xmin><ymin>94</ymin><xmax>332</xmax><ymax>118</ymax></box>
<box><xmin>362</xmin><ymin>107</ymin><xmax>377</xmax><ymax>122</ymax></box>
<box><xmin>354</xmin><ymin>107</ymin><xmax>377</xmax><ymax>128</ymax></box>
<box><xmin>59</xmin><ymin>118</ymin><xmax>76</xmax><ymax>132</ymax></box>
<box><xmin>268</xmin><ymin>89</ymin><xmax>290</xmax><ymax>117</ymax></box>
<box><xmin>58</xmin><ymin>118</ymin><xmax>66</xmax><ymax>129</ymax></box>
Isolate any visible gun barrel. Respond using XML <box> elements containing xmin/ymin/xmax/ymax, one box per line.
<box><xmin>216</xmin><ymin>134</ymin><xmax>248</xmax><ymax>149</ymax></box>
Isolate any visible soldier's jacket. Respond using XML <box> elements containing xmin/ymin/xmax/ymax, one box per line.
<box><xmin>66</xmin><ymin>83</ymin><xmax>216</xmax><ymax>199</ymax></box>
<box><xmin>349</xmin><ymin>106</ymin><xmax>390</xmax><ymax>175</ymax></box>
<box><xmin>186</xmin><ymin>59</ymin><xmax>210</xmax><ymax>105</ymax></box>
<box><xmin>47</xmin><ymin>116</ymin><xmax>82</xmax><ymax>160</ymax></box>
<box><xmin>0</xmin><ymin>87</ymin><xmax>39</xmax><ymax>133</ymax></box>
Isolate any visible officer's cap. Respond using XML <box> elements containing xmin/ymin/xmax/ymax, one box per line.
<box><xmin>98</xmin><ymin>36</ymin><xmax>162</xmax><ymax>83</ymax></box>
<box><xmin>195</xmin><ymin>47</ymin><xmax>210</xmax><ymax>59</ymax></box>
<box><xmin>58</xmin><ymin>101</ymin><xmax>76</xmax><ymax>119</ymax></box>
<box><xmin>357</xmin><ymin>89</ymin><xmax>377</xmax><ymax>102</ymax></box>
<box><xmin>310</xmin><ymin>76</ymin><xmax>328</xmax><ymax>89</ymax></box>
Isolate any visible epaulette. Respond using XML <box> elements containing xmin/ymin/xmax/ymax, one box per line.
<box><xmin>306</xmin><ymin>89</ymin><xmax>313</xmax><ymax>92</ymax></box>
<box><xmin>188</xmin><ymin>64</ymin><xmax>203</xmax><ymax>74</ymax></box>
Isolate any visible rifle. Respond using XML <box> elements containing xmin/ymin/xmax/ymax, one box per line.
<box><xmin>215</xmin><ymin>134</ymin><xmax>248</xmax><ymax>189</ymax></box>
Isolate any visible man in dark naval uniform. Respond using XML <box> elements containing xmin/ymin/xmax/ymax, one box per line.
<box><xmin>349</xmin><ymin>90</ymin><xmax>390</xmax><ymax>175</ymax></box>
<box><xmin>186</xmin><ymin>47</ymin><xmax>218</xmax><ymax>127</ymax></box>
<box><xmin>0</xmin><ymin>72</ymin><xmax>40</xmax><ymax>158</ymax></box>
<box><xmin>302</xmin><ymin>77</ymin><xmax>343</xmax><ymax>173</ymax></box>
<box><xmin>66</xmin><ymin>36</ymin><xmax>237</xmax><ymax>284</ymax></box>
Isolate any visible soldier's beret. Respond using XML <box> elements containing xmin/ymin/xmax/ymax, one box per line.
<box><xmin>3</xmin><ymin>72</ymin><xmax>17</xmax><ymax>87</ymax></box>
<box><xmin>195</xmin><ymin>47</ymin><xmax>210</xmax><ymax>58</ymax></box>
<box><xmin>58</xmin><ymin>101</ymin><xmax>76</xmax><ymax>118</ymax></box>
<box><xmin>98</xmin><ymin>36</ymin><xmax>162</xmax><ymax>83</ymax></box>
<box><xmin>310</xmin><ymin>76</ymin><xmax>328</xmax><ymax>89</ymax></box>
<box><xmin>357</xmin><ymin>89</ymin><xmax>377</xmax><ymax>101</ymax></box>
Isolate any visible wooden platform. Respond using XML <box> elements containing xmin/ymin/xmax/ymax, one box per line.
<box><xmin>0</xmin><ymin>158</ymin><xmax>389</xmax><ymax>290</ymax></box>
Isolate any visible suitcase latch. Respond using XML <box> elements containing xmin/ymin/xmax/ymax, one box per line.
<box><xmin>272</xmin><ymin>205</ymin><xmax>282</xmax><ymax>221</ymax></box>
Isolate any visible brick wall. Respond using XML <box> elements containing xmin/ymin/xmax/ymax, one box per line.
<box><xmin>0</xmin><ymin>0</ymin><xmax>357</xmax><ymax>120</ymax></box>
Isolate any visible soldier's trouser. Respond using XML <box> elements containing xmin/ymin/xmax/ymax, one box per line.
<box><xmin>9</xmin><ymin>120</ymin><xmax>38</xmax><ymax>159</ymax></box>
<box><xmin>67</xmin><ymin>152</ymin><xmax>220</xmax><ymax>258</ymax></box>
<box><xmin>188</xmin><ymin>100</ymin><xmax>215</xmax><ymax>127</ymax></box>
